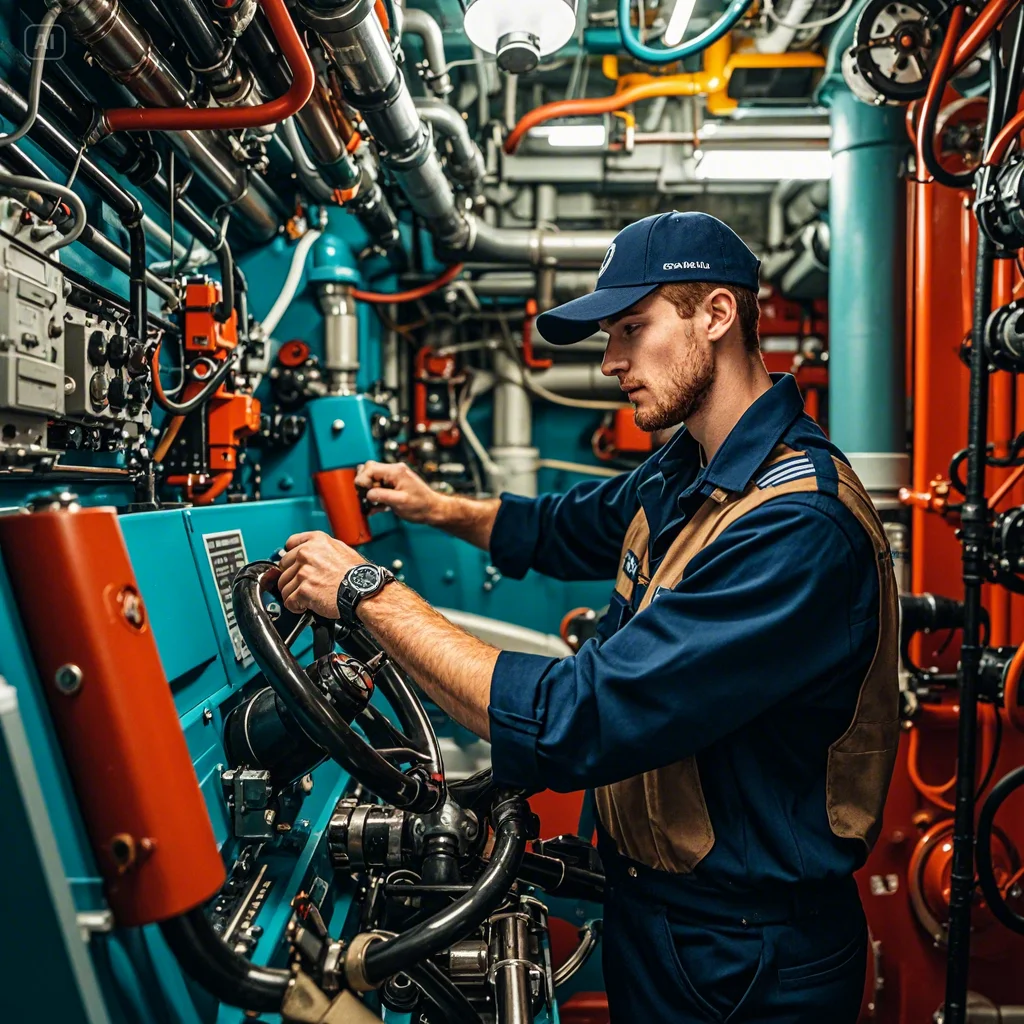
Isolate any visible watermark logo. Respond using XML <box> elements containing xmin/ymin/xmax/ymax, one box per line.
<box><xmin>24</xmin><ymin>22</ymin><xmax>65</xmax><ymax>61</ymax></box>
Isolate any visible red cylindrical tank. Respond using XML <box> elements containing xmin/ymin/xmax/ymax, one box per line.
<box><xmin>0</xmin><ymin>504</ymin><xmax>226</xmax><ymax>926</ymax></box>
<box><xmin>315</xmin><ymin>467</ymin><xmax>372</xmax><ymax>546</ymax></box>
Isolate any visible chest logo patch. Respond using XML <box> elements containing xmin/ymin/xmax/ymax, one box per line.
<box><xmin>622</xmin><ymin>549</ymin><xmax>641</xmax><ymax>582</ymax></box>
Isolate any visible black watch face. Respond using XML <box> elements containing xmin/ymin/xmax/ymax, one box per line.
<box><xmin>349</xmin><ymin>565</ymin><xmax>381</xmax><ymax>593</ymax></box>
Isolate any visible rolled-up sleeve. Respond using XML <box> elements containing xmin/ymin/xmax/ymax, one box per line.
<box><xmin>488</xmin><ymin>465</ymin><xmax>644</xmax><ymax>582</ymax></box>
<box><xmin>487</xmin><ymin>495</ymin><xmax>879</xmax><ymax>792</ymax></box>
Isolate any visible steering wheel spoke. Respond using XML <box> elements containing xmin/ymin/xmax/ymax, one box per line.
<box><xmin>231</xmin><ymin>560</ymin><xmax>445</xmax><ymax>812</ymax></box>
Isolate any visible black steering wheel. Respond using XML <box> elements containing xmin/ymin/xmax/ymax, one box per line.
<box><xmin>231</xmin><ymin>560</ymin><xmax>445</xmax><ymax>813</ymax></box>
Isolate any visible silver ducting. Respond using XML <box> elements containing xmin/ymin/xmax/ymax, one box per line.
<box><xmin>401</xmin><ymin>7</ymin><xmax>453</xmax><ymax>97</ymax></box>
<box><xmin>297</xmin><ymin>0</ymin><xmax>471</xmax><ymax>248</ymax></box>
<box><xmin>58</xmin><ymin>0</ymin><xmax>279</xmax><ymax>241</ymax></box>
<box><xmin>413</xmin><ymin>98</ymin><xmax>485</xmax><ymax>196</ymax></box>
<box><xmin>466</xmin><ymin>219</ymin><xmax>615</xmax><ymax>267</ymax></box>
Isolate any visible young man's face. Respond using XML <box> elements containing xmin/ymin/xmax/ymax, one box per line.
<box><xmin>599</xmin><ymin>290</ymin><xmax>714</xmax><ymax>431</ymax></box>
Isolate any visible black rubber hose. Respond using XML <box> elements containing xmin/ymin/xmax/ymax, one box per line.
<box><xmin>345</xmin><ymin>628</ymin><xmax>445</xmax><ymax>797</ymax></box>
<box><xmin>159</xmin><ymin>907</ymin><xmax>290</xmax><ymax>1012</ymax></box>
<box><xmin>152</xmin><ymin>347</ymin><xmax>238</xmax><ymax>415</ymax></box>
<box><xmin>232</xmin><ymin>564</ymin><xmax>428</xmax><ymax>809</ymax></box>
<box><xmin>363</xmin><ymin>795</ymin><xmax>529</xmax><ymax>984</ymax></box>
<box><xmin>404</xmin><ymin>960</ymin><xmax>483</xmax><ymax>1024</ymax></box>
<box><xmin>976</xmin><ymin>765</ymin><xmax>1024</xmax><ymax>936</ymax></box>
<box><xmin>127</xmin><ymin>221</ymin><xmax>148</xmax><ymax>341</ymax></box>
<box><xmin>212</xmin><ymin>214</ymin><xmax>235</xmax><ymax>324</ymax></box>
<box><xmin>517</xmin><ymin>851</ymin><xmax>605</xmax><ymax>902</ymax></box>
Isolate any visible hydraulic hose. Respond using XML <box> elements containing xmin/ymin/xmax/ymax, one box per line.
<box><xmin>616</xmin><ymin>0</ymin><xmax>756</xmax><ymax>65</ymax></box>
<box><xmin>362</xmin><ymin>794</ymin><xmax>529</xmax><ymax>984</ymax></box>
<box><xmin>101</xmin><ymin>0</ymin><xmax>313</xmax><ymax>134</ymax></box>
<box><xmin>351</xmin><ymin>264</ymin><xmax>463</xmax><ymax>303</ymax></box>
<box><xmin>404</xmin><ymin>960</ymin><xmax>482</xmax><ymax>1024</ymax></box>
<box><xmin>280</xmin><ymin>117</ymin><xmax>336</xmax><ymax>204</ymax></box>
<box><xmin>976</xmin><ymin>765</ymin><xmax>1024</xmax><ymax>935</ymax></box>
<box><xmin>160</xmin><ymin>907</ymin><xmax>291</xmax><ymax>1012</ymax></box>
<box><xmin>232</xmin><ymin>563</ymin><xmax>436</xmax><ymax>810</ymax></box>
<box><xmin>953</xmin><ymin>0</ymin><xmax>1022</xmax><ymax>75</ymax></box>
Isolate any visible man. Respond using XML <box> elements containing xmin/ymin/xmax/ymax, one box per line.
<box><xmin>273</xmin><ymin>211</ymin><xmax>899</xmax><ymax>1022</ymax></box>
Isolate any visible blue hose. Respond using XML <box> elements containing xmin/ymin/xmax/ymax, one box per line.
<box><xmin>617</xmin><ymin>0</ymin><xmax>756</xmax><ymax>64</ymax></box>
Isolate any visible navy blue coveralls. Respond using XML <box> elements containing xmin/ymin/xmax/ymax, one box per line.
<box><xmin>486</xmin><ymin>375</ymin><xmax>878</xmax><ymax>1022</ymax></box>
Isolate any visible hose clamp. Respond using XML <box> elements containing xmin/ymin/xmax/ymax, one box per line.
<box><xmin>343</xmin><ymin>931</ymin><xmax>387</xmax><ymax>991</ymax></box>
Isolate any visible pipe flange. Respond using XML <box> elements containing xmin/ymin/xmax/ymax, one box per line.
<box><xmin>293</xmin><ymin>0</ymin><xmax>374</xmax><ymax>35</ymax></box>
<box><xmin>343</xmin><ymin>931</ymin><xmax>387</xmax><ymax>991</ymax></box>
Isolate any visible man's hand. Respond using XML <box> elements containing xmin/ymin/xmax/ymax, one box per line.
<box><xmin>273</xmin><ymin>531</ymin><xmax>364</xmax><ymax>618</ymax></box>
<box><xmin>354</xmin><ymin>460</ymin><xmax>443</xmax><ymax>524</ymax></box>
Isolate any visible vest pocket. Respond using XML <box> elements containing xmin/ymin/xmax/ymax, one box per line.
<box><xmin>826</xmin><ymin>719</ymin><xmax>900</xmax><ymax>846</ymax></box>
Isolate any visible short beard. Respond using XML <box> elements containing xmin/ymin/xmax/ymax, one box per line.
<box><xmin>633</xmin><ymin>324</ymin><xmax>715</xmax><ymax>431</ymax></box>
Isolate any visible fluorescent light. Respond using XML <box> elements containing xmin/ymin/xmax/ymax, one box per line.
<box><xmin>663</xmin><ymin>0</ymin><xmax>700</xmax><ymax>46</ymax></box>
<box><xmin>694</xmin><ymin>149</ymin><xmax>832</xmax><ymax>181</ymax></box>
<box><xmin>529</xmin><ymin>124</ymin><xmax>608</xmax><ymax>148</ymax></box>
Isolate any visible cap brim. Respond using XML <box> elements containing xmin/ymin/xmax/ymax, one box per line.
<box><xmin>535</xmin><ymin>284</ymin><xmax>659</xmax><ymax>345</ymax></box>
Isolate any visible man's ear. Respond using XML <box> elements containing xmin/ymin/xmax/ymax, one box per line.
<box><xmin>705</xmin><ymin>288</ymin><xmax>738</xmax><ymax>342</ymax></box>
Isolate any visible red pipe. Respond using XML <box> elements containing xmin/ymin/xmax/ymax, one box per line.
<box><xmin>953</xmin><ymin>0</ymin><xmax>1021</xmax><ymax>75</ymax></box>
<box><xmin>351</xmin><ymin>263</ymin><xmax>464</xmax><ymax>304</ymax></box>
<box><xmin>102</xmin><ymin>0</ymin><xmax>313</xmax><ymax>134</ymax></box>
<box><xmin>916</xmin><ymin>5</ymin><xmax>966</xmax><ymax>184</ymax></box>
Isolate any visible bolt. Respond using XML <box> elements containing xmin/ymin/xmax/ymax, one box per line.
<box><xmin>483</xmin><ymin>581</ymin><xmax>493</xmax><ymax>592</ymax></box>
<box><xmin>202</xmin><ymin>707</ymin><xmax>213</xmax><ymax>725</ymax></box>
<box><xmin>443</xmin><ymin>569</ymin><xmax>456</xmax><ymax>583</ymax></box>
<box><xmin>54</xmin><ymin>663</ymin><xmax>83</xmax><ymax>695</ymax></box>
<box><xmin>121</xmin><ymin>589</ymin><xmax>144</xmax><ymax>628</ymax></box>
<box><xmin>392</xmin><ymin>559</ymin><xmax>404</xmax><ymax>571</ymax></box>
<box><xmin>332</xmin><ymin>419</ymin><xmax>345</xmax><ymax>433</ymax></box>
<box><xmin>265</xmin><ymin>809</ymin><xmax>276</xmax><ymax>825</ymax></box>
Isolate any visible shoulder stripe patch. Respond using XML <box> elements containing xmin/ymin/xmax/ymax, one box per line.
<box><xmin>756</xmin><ymin>457</ymin><xmax>815</xmax><ymax>489</ymax></box>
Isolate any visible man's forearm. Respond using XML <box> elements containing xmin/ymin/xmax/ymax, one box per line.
<box><xmin>428</xmin><ymin>495</ymin><xmax>501</xmax><ymax>552</ymax></box>
<box><xmin>357</xmin><ymin>583</ymin><xmax>499</xmax><ymax>740</ymax></box>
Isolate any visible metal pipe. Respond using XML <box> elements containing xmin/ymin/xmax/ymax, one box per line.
<box><xmin>317</xmin><ymin>282</ymin><xmax>359</xmax><ymax>394</ymax></box>
<box><xmin>492</xmin><ymin>347</ymin><xmax>536</xmax><ymax>496</ymax></box>
<box><xmin>401</xmin><ymin>7</ymin><xmax>453</xmax><ymax>97</ymax></box>
<box><xmin>471</xmin><ymin>271</ymin><xmax>598</xmax><ymax>297</ymax></box>
<box><xmin>413</xmin><ymin>98</ymin><xmax>485</xmax><ymax>195</ymax></box>
<box><xmin>298</xmin><ymin>0</ymin><xmax>471</xmax><ymax>247</ymax></box>
<box><xmin>466</xmin><ymin>220</ymin><xmax>615</xmax><ymax>267</ymax></box>
<box><xmin>55</xmin><ymin>0</ymin><xmax>279</xmax><ymax>241</ymax></box>
<box><xmin>149</xmin><ymin>0</ymin><xmax>254</xmax><ymax>104</ymax></box>
<box><xmin>362</xmin><ymin>794</ymin><xmax>529</xmax><ymax>984</ymax></box>
<box><xmin>281</xmin><ymin>116</ymin><xmax>336</xmax><ymax>203</ymax></box>
<box><xmin>490</xmin><ymin>910</ymin><xmax>533</xmax><ymax>1024</ymax></box>
<box><xmin>530</xmin><ymin>364</ymin><xmax>619</xmax><ymax>397</ymax></box>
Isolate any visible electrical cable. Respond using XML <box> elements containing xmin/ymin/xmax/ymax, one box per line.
<box><xmin>976</xmin><ymin>764</ymin><xmax>1024</xmax><ymax>936</ymax></box>
<box><xmin>259</xmin><ymin>228</ymin><xmax>322</xmax><ymax>338</ymax></box>
<box><xmin>0</xmin><ymin>166</ymin><xmax>87</xmax><ymax>252</ymax></box>
<box><xmin>352</xmin><ymin>263</ymin><xmax>464</xmax><ymax>304</ymax></box>
<box><xmin>976</xmin><ymin>706</ymin><xmax>1003</xmax><ymax>799</ymax></box>
<box><xmin>616</xmin><ymin>0</ymin><xmax>756</xmax><ymax>65</ymax></box>
<box><xmin>150</xmin><ymin>340</ymin><xmax>238</xmax><ymax>415</ymax></box>
<box><xmin>0</xmin><ymin>6</ymin><xmax>60</xmax><ymax>150</ymax></box>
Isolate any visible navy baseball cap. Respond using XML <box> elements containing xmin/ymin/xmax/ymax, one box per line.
<box><xmin>536</xmin><ymin>211</ymin><xmax>761</xmax><ymax>345</ymax></box>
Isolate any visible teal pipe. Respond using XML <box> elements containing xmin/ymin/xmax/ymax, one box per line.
<box><xmin>616</xmin><ymin>0</ymin><xmax>755</xmax><ymax>64</ymax></box>
<box><xmin>825</xmin><ymin>88</ymin><xmax>907</xmax><ymax>457</ymax></box>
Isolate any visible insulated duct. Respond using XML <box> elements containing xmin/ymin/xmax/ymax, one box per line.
<box><xmin>56</xmin><ymin>0</ymin><xmax>280</xmax><ymax>241</ymax></box>
<box><xmin>297</xmin><ymin>0</ymin><xmax>472</xmax><ymax>248</ymax></box>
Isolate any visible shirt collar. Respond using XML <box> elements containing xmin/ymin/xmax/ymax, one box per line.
<box><xmin>655</xmin><ymin>373</ymin><xmax>805</xmax><ymax>498</ymax></box>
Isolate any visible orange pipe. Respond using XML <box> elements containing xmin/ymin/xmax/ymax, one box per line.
<box><xmin>916</xmin><ymin>5</ymin><xmax>966</xmax><ymax>185</ymax></box>
<box><xmin>374</xmin><ymin>0</ymin><xmax>390</xmax><ymax>36</ymax></box>
<box><xmin>1004</xmin><ymin>642</ymin><xmax>1024</xmax><ymax>732</ymax></box>
<box><xmin>907</xmin><ymin>722</ymin><xmax>957</xmax><ymax>811</ymax></box>
<box><xmin>953</xmin><ymin>0</ymin><xmax>1021</xmax><ymax>75</ymax></box>
<box><xmin>153</xmin><ymin>415</ymin><xmax>185</xmax><ymax>464</ymax></box>
<box><xmin>190</xmin><ymin>472</ymin><xmax>234</xmax><ymax>506</ymax></box>
<box><xmin>0</xmin><ymin>507</ymin><xmax>225</xmax><ymax>925</ymax></box>
<box><xmin>352</xmin><ymin>263</ymin><xmax>464</xmax><ymax>304</ymax></box>
<box><xmin>315</xmin><ymin>468</ymin><xmax>372</xmax><ymax>546</ymax></box>
<box><xmin>103</xmin><ymin>0</ymin><xmax>313</xmax><ymax>134</ymax></box>
<box><xmin>988</xmin><ymin>462</ymin><xmax>1024</xmax><ymax>509</ymax></box>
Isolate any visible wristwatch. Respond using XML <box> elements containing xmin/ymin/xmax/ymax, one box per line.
<box><xmin>336</xmin><ymin>562</ymin><xmax>396</xmax><ymax>626</ymax></box>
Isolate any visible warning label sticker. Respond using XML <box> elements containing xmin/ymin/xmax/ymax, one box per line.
<box><xmin>202</xmin><ymin>530</ymin><xmax>253</xmax><ymax>666</ymax></box>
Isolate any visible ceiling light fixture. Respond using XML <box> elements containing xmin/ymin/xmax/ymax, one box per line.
<box><xmin>694</xmin><ymin>148</ymin><xmax>833</xmax><ymax>181</ymax></box>
<box><xmin>463</xmin><ymin>0</ymin><xmax>579</xmax><ymax>74</ymax></box>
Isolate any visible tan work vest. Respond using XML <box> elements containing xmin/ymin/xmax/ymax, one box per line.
<box><xmin>593</xmin><ymin>446</ymin><xmax>900</xmax><ymax>874</ymax></box>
